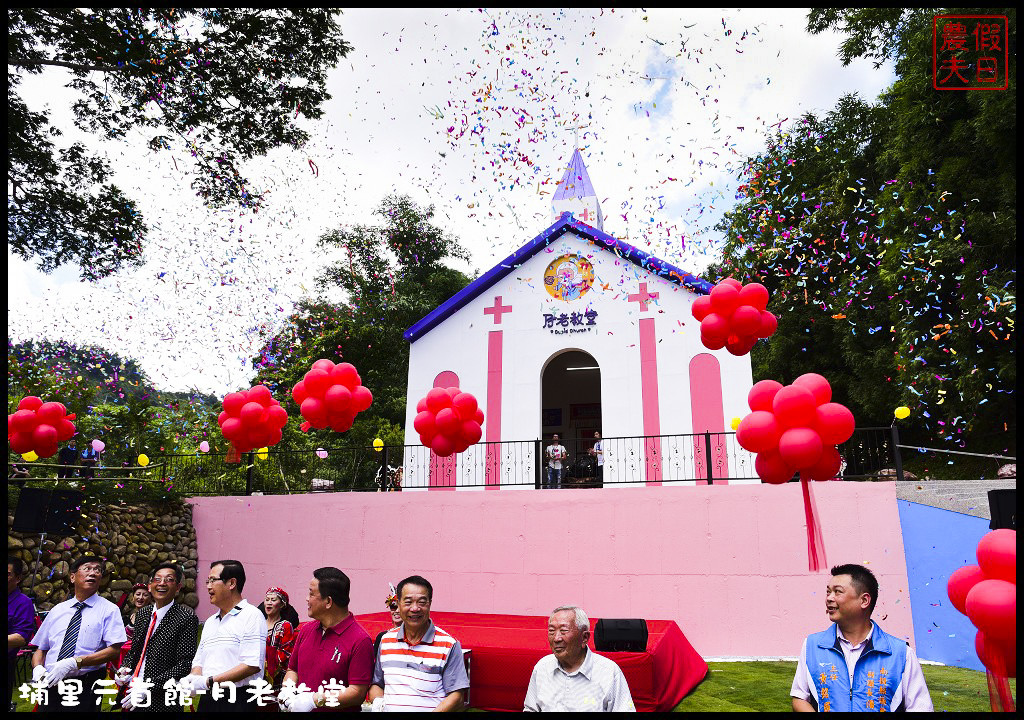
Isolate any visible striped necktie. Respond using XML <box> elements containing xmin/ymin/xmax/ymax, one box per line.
<box><xmin>131</xmin><ymin>611</ymin><xmax>159</xmax><ymax>679</ymax></box>
<box><xmin>57</xmin><ymin>602</ymin><xmax>88</xmax><ymax>661</ymax></box>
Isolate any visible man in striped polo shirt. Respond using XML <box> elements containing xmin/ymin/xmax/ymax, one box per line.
<box><xmin>367</xmin><ymin>576</ymin><xmax>469</xmax><ymax>712</ymax></box>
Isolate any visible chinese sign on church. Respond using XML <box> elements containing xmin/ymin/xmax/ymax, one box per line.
<box><xmin>933</xmin><ymin>14</ymin><xmax>1009</xmax><ymax>90</ymax></box>
<box><xmin>542</xmin><ymin>309</ymin><xmax>598</xmax><ymax>335</ymax></box>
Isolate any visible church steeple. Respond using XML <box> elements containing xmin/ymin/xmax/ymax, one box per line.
<box><xmin>552</xmin><ymin>148</ymin><xmax>604</xmax><ymax>231</ymax></box>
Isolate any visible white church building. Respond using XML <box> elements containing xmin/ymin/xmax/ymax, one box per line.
<box><xmin>402</xmin><ymin>149</ymin><xmax>756</xmax><ymax>489</ymax></box>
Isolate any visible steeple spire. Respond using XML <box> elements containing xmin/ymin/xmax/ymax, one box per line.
<box><xmin>551</xmin><ymin>147</ymin><xmax>604</xmax><ymax>231</ymax></box>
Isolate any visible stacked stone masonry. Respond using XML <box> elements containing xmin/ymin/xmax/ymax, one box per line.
<box><xmin>7</xmin><ymin>500</ymin><xmax>199</xmax><ymax>612</ymax></box>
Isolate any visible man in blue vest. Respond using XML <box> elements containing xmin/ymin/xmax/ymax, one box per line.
<box><xmin>791</xmin><ymin>564</ymin><xmax>933</xmax><ymax>712</ymax></box>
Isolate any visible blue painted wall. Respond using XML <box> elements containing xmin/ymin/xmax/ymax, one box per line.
<box><xmin>897</xmin><ymin>499</ymin><xmax>989</xmax><ymax>670</ymax></box>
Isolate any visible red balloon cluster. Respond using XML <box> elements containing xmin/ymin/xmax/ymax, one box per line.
<box><xmin>736</xmin><ymin>374</ymin><xmax>854</xmax><ymax>483</ymax></box>
<box><xmin>291</xmin><ymin>359</ymin><xmax>373</xmax><ymax>433</ymax></box>
<box><xmin>8</xmin><ymin>396</ymin><xmax>77</xmax><ymax>459</ymax></box>
<box><xmin>218</xmin><ymin>385</ymin><xmax>288</xmax><ymax>453</ymax></box>
<box><xmin>692</xmin><ymin>278</ymin><xmax>778</xmax><ymax>355</ymax></box>
<box><xmin>947</xmin><ymin>529</ymin><xmax>1016</xmax><ymax>678</ymax></box>
<box><xmin>413</xmin><ymin>387</ymin><xmax>484</xmax><ymax>457</ymax></box>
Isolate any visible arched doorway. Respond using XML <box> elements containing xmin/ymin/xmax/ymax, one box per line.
<box><xmin>540</xmin><ymin>350</ymin><xmax>602</xmax><ymax>487</ymax></box>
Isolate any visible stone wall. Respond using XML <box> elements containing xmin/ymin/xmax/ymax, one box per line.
<box><xmin>7</xmin><ymin>500</ymin><xmax>199</xmax><ymax>612</ymax></box>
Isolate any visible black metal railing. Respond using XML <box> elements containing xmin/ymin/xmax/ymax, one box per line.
<box><xmin>9</xmin><ymin>427</ymin><xmax>912</xmax><ymax>498</ymax></box>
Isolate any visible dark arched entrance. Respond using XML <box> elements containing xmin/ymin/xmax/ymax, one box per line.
<box><xmin>540</xmin><ymin>350</ymin><xmax>602</xmax><ymax>487</ymax></box>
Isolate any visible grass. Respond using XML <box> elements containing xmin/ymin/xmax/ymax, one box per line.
<box><xmin>14</xmin><ymin>661</ymin><xmax>1013</xmax><ymax>712</ymax></box>
<box><xmin>675</xmin><ymin>662</ymin><xmax>1015</xmax><ymax>712</ymax></box>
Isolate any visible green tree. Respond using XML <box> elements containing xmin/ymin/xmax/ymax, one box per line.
<box><xmin>251</xmin><ymin>194</ymin><xmax>473</xmax><ymax>447</ymax></box>
<box><xmin>714</xmin><ymin>8</ymin><xmax>1016</xmax><ymax>454</ymax></box>
<box><xmin>7</xmin><ymin>8</ymin><xmax>352</xmax><ymax>280</ymax></box>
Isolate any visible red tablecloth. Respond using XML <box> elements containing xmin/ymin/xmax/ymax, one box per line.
<box><xmin>357</xmin><ymin>611</ymin><xmax>707</xmax><ymax>712</ymax></box>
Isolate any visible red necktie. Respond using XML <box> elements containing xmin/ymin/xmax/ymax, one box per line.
<box><xmin>131</xmin><ymin>612</ymin><xmax>159</xmax><ymax>679</ymax></box>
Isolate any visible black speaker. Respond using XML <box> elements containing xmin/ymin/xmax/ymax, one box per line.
<box><xmin>594</xmin><ymin>618</ymin><xmax>648</xmax><ymax>652</ymax></box>
<box><xmin>11</xmin><ymin>488</ymin><xmax>83</xmax><ymax>534</ymax></box>
<box><xmin>12</xmin><ymin>488</ymin><xmax>50</xmax><ymax>534</ymax></box>
<box><xmin>988</xmin><ymin>489</ymin><xmax>1016</xmax><ymax>530</ymax></box>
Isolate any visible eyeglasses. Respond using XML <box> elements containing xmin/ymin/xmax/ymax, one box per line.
<box><xmin>388</xmin><ymin>603</ymin><xmax>399</xmax><ymax>612</ymax></box>
<box><xmin>205</xmin><ymin>576</ymin><xmax>224</xmax><ymax>586</ymax></box>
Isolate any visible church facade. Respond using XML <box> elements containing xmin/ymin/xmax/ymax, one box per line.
<box><xmin>403</xmin><ymin>150</ymin><xmax>756</xmax><ymax>488</ymax></box>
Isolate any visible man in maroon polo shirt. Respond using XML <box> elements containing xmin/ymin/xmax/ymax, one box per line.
<box><xmin>276</xmin><ymin>568</ymin><xmax>373</xmax><ymax>712</ymax></box>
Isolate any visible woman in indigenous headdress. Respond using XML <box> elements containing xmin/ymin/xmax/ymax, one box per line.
<box><xmin>372</xmin><ymin>584</ymin><xmax>403</xmax><ymax>659</ymax></box>
<box><xmin>259</xmin><ymin>586</ymin><xmax>299</xmax><ymax>690</ymax></box>
<box><xmin>110</xmin><ymin>583</ymin><xmax>152</xmax><ymax>679</ymax></box>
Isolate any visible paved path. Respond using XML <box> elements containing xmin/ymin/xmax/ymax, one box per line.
<box><xmin>894</xmin><ymin>479</ymin><xmax>1016</xmax><ymax>519</ymax></box>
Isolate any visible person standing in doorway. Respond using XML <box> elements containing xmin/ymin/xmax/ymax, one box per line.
<box><xmin>545</xmin><ymin>434</ymin><xmax>567</xmax><ymax>489</ymax></box>
<box><xmin>589</xmin><ymin>432</ymin><xmax>604</xmax><ymax>486</ymax></box>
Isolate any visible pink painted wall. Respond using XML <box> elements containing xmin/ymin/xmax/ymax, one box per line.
<box><xmin>187</xmin><ymin>482</ymin><xmax>915</xmax><ymax>658</ymax></box>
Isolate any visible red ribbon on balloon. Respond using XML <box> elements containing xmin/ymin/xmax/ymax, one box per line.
<box><xmin>8</xmin><ymin>396</ymin><xmax>77</xmax><ymax>459</ymax></box>
<box><xmin>292</xmin><ymin>359</ymin><xmax>373</xmax><ymax>434</ymax></box>
<box><xmin>218</xmin><ymin>385</ymin><xmax>288</xmax><ymax>458</ymax></box>
<box><xmin>947</xmin><ymin>529</ymin><xmax>1016</xmax><ymax>711</ymax></box>
<box><xmin>413</xmin><ymin>386</ymin><xmax>484</xmax><ymax>457</ymax></box>
<box><xmin>692</xmin><ymin>277</ymin><xmax>778</xmax><ymax>355</ymax></box>
<box><xmin>736</xmin><ymin>373</ymin><xmax>855</xmax><ymax>571</ymax></box>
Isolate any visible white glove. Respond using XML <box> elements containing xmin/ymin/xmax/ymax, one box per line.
<box><xmin>186</xmin><ymin>674</ymin><xmax>210</xmax><ymax>695</ymax></box>
<box><xmin>277</xmin><ymin>683</ymin><xmax>298</xmax><ymax>711</ymax></box>
<box><xmin>121</xmin><ymin>691</ymin><xmax>135</xmax><ymax>711</ymax></box>
<box><xmin>126</xmin><ymin>682</ymin><xmax>148</xmax><ymax>710</ymax></box>
<box><xmin>288</xmin><ymin>692</ymin><xmax>316</xmax><ymax>713</ymax></box>
<box><xmin>371</xmin><ymin>697</ymin><xmax>386</xmax><ymax>712</ymax></box>
<box><xmin>46</xmin><ymin>657</ymin><xmax>78</xmax><ymax>687</ymax></box>
<box><xmin>32</xmin><ymin>665</ymin><xmax>48</xmax><ymax>684</ymax></box>
<box><xmin>114</xmin><ymin>666</ymin><xmax>133</xmax><ymax>688</ymax></box>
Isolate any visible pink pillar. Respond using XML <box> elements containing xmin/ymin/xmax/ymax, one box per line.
<box><xmin>688</xmin><ymin>354</ymin><xmax>730</xmax><ymax>484</ymax></box>
<box><xmin>638</xmin><ymin>318</ymin><xmax>663</xmax><ymax>485</ymax></box>
<box><xmin>482</xmin><ymin>297</ymin><xmax>511</xmax><ymax>490</ymax></box>
<box><xmin>485</xmin><ymin>331</ymin><xmax>503</xmax><ymax>489</ymax></box>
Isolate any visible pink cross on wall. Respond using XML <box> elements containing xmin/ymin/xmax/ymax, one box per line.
<box><xmin>484</xmin><ymin>296</ymin><xmax>513</xmax><ymax>324</ymax></box>
<box><xmin>628</xmin><ymin>282</ymin><xmax>660</xmax><ymax>312</ymax></box>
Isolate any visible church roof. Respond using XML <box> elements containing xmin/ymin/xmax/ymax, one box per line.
<box><xmin>405</xmin><ymin>213</ymin><xmax>713</xmax><ymax>342</ymax></box>
<box><xmin>552</xmin><ymin>148</ymin><xmax>597</xmax><ymax>201</ymax></box>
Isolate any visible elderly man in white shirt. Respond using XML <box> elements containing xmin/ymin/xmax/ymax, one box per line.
<box><xmin>30</xmin><ymin>556</ymin><xmax>127</xmax><ymax>711</ymax></box>
<box><xmin>524</xmin><ymin>606</ymin><xmax>635</xmax><ymax>712</ymax></box>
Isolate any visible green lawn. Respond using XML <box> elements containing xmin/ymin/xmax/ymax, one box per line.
<box><xmin>675</xmin><ymin>662</ymin><xmax>1015</xmax><ymax>712</ymax></box>
<box><xmin>14</xmin><ymin>661</ymin><xmax>1014</xmax><ymax>712</ymax></box>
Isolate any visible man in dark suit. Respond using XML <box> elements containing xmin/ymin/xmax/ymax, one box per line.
<box><xmin>115</xmin><ymin>562</ymin><xmax>198</xmax><ymax>712</ymax></box>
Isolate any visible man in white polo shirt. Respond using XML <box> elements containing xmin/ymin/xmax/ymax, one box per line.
<box><xmin>187</xmin><ymin>560</ymin><xmax>266</xmax><ymax>712</ymax></box>
<box><xmin>524</xmin><ymin>605</ymin><xmax>635</xmax><ymax>712</ymax></box>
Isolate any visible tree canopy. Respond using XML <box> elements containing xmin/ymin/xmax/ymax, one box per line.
<box><xmin>7</xmin><ymin>8</ymin><xmax>352</xmax><ymax>280</ymax></box>
<box><xmin>713</xmin><ymin>8</ymin><xmax>1015</xmax><ymax>453</ymax></box>
<box><xmin>250</xmin><ymin>194</ymin><xmax>474</xmax><ymax>448</ymax></box>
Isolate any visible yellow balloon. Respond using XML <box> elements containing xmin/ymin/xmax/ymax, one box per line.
<box><xmin>22</xmin><ymin>451</ymin><xmax>38</xmax><ymax>462</ymax></box>
<box><xmin>256</xmin><ymin>447</ymin><xmax>269</xmax><ymax>460</ymax></box>
<box><xmin>373</xmin><ymin>438</ymin><xmax>384</xmax><ymax>452</ymax></box>
<box><xmin>730</xmin><ymin>417</ymin><xmax>742</xmax><ymax>431</ymax></box>
<box><xmin>894</xmin><ymin>406</ymin><xmax>910</xmax><ymax>420</ymax></box>
<box><xmin>137</xmin><ymin>454</ymin><xmax>150</xmax><ymax>467</ymax></box>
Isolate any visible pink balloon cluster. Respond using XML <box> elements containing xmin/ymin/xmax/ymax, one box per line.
<box><xmin>947</xmin><ymin>529</ymin><xmax>1016</xmax><ymax>678</ymax></box>
<box><xmin>8</xmin><ymin>396</ymin><xmax>76</xmax><ymax>459</ymax></box>
<box><xmin>736</xmin><ymin>374</ymin><xmax>855</xmax><ymax>483</ymax></box>
<box><xmin>291</xmin><ymin>359</ymin><xmax>373</xmax><ymax>433</ymax></box>
<box><xmin>692</xmin><ymin>277</ymin><xmax>778</xmax><ymax>355</ymax></box>
<box><xmin>218</xmin><ymin>385</ymin><xmax>288</xmax><ymax>453</ymax></box>
<box><xmin>413</xmin><ymin>387</ymin><xmax>484</xmax><ymax>457</ymax></box>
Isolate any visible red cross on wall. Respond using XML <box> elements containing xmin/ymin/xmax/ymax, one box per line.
<box><xmin>484</xmin><ymin>296</ymin><xmax>513</xmax><ymax>324</ymax></box>
<box><xmin>628</xmin><ymin>282</ymin><xmax>659</xmax><ymax>312</ymax></box>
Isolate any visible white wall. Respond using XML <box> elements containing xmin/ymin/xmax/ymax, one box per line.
<box><xmin>406</xmin><ymin>232</ymin><xmax>755</xmax><ymax>463</ymax></box>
